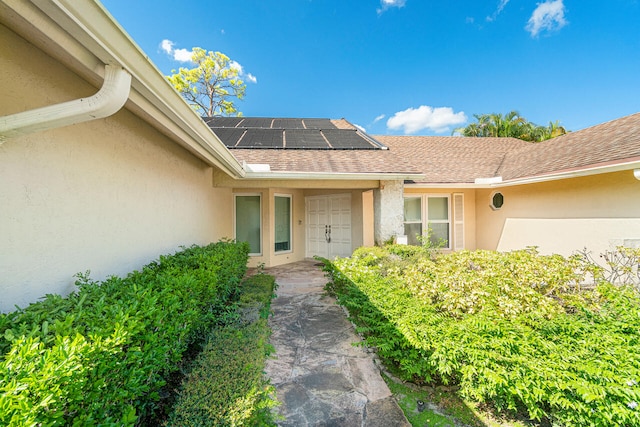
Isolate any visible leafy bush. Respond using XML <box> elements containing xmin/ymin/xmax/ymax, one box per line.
<box><xmin>323</xmin><ymin>247</ymin><xmax>640</xmax><ymax>426</ymax></box>
<box><xmin>0</xmin><ymin>240</ymin><xmax>249</xmax><ymax>426</ymax></box>
<box><xmin>166</xmin><ymin>273</ymin><xmax>278</xmax><ymax>427</ymax></box>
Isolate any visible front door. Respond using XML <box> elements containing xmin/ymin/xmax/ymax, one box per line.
<box><xmin>306</xmin><ymin>194</ymin><xmax>352</xmax><ymax>258</ymax></box>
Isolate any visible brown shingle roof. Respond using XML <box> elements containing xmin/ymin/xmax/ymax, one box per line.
<box><xmin>230</xmin><ymin>148</ymin><xmax>422</xmax><ymax>175</ymax></box>
<box><xmin>498</xmin><ymin>112</ymin><xmax>640</xmax><ymax>181</ymax></box>
<box><xmin>375</xmin><ymin>136</ymin><xmax>530</xmax><ymax>183</ymax></box>
<box><xmin>218</xmin><ymin>113</ymin><xmax>640</xmax><ymax>182</ymax></box>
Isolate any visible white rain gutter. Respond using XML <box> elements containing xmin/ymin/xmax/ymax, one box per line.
<box><xmin>405</xmin><ymin>160</ymin><xmax>640</xmax><ymax>189</ymax></box>
<box><xmin>0</xmin><ymin>64</ymin><xmax>131</xmax><ymax>144</ymax></box>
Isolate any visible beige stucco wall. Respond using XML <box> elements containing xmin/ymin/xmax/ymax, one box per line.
<box><xmin>0</xmin><ymin>25</ymin><xmax>233</xmax><ymax>312</ymax></box>
<box><xmin>476</xmin><ymin>171</ymin><xmax>640</xmax><ymax>256</ymax></box>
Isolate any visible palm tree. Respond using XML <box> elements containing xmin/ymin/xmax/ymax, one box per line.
<box><xmin>454</xmin><ymin>111</ymin><xmax>567</xmax><ymax>142</ymax></box>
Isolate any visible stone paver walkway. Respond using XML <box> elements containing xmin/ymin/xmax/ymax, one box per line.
<box><xmin>262</xmin><ymin>260</ymin><xmax>410</xmax><ymax>426</ymax></box>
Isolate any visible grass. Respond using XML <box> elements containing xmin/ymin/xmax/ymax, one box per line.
<box><xmin>383</xmin><ymin>370</ymin><xmax>533</xmax><ymax>427</ymax></box>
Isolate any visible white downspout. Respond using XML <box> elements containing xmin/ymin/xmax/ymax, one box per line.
<box><xmin>0</xmin><ymin>64</ymin><xmax>131</xmax><ymax>144</ymax></box>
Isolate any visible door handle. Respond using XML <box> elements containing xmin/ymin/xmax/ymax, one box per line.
<box><xmin>325</xmin><ymin>225</ymin><xmax>331</xmax><ymax>243</ymax></box>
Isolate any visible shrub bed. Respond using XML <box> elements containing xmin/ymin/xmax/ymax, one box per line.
<box><xmin>323</xmin><ymin>247</ymin><xmax>640</xmax><ymax>426</ymax></box>
<box><xmin>0</xmin><ymin>240</ymin><xmax>249</xmax><ymax>426</ymax></box>
<box><xmin>166</xmin><ymin>272</ymin><xmax>278</xmax><ymax>427</ymax></box>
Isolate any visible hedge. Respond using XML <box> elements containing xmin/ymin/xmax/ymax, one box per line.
<box><xmin>166</xmin><ymin>272</ymin><xmax>278</xmax><ymax>427</ymax></box>
<box><xmin>0</xmin><ymin>240</ymin><xmax>249</xmax><ymax>426</ymax></box>
<box><xmin>323</xmin><ymin>247</ymin><xmax>640</xmax><ymax>426</ymax></box>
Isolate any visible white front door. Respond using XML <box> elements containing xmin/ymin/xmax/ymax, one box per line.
<box><xmin>306</xmin><ymin>194</ymin><xmax>352</xmax><ymax>259</ymax></box>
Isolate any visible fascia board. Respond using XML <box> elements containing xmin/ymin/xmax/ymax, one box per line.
<box><xmin>405</xmin><ymin>160</ymin><xmax>640</xmax><ymax>189</ymax></box>
<box><xmin>497</xmin><ymin>160</ymin><xmax>640</xmax><ymax>187</ymax></box>
<box><xmin>243</xmin><ymin>171</ymin><xmax>425</xmax><ymax>181</ymax></box>
<box><xmin>13</xmin><ymin>0</ymin><xmax>245</xmax><ymax>178</ymax></box>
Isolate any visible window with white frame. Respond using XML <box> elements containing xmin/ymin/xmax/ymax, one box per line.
<box><xmin>274</xmin><ymin>195</ymin><xmax>292</xmax><ymax>252</ymax></box>
<box><xmin>403</xmin><ymin>197</ymin><xmax>422</xmax><ymax>246</ymax></box>
<box><xmin>427</xmin><ymin>196</ymin><xmax>450</xmax><ymax>249</ymax></box>
<box><xmin>235</xmin><ymin>194</ymin><xmax>262</xmax><ymax>255</ymax></box>
<box><xmin>403</xmin><ymin>195</ymin><xmax>451</xmax><ymax>249</ymax></box>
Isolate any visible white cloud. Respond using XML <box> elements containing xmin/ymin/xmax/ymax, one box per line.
<box><xmin>160</xmin><ymin>39</ymin><xmax>192</xmax><ymax>62</ymax></box>
<box><xmin>377</xmin><ymin>0</ymin><xmax>406</xmax><ymax>14</ymax></box>
<box><xmin>354</xmin><ymin>124</ymin><xmax>366</xmax><ymax>133</ymax></box>
<box><xmin>387</xmin><ymin>105</ymin><xmax>467</xmax><ymax>134</ymax></box>
<box><xmin>526</xmin><ymin>0</ymin><xmax>567</xmax><ymax>37</ymax></box>
<box><xmin>487</xmin><ymin>0</ymin><xmax>510</xmax><ymax>22</ymax></box>
<box><xmin>160</xmin><ymin>39</ymin><xmax>174</xmax><ymax>54</ymax></box>
<box><xmin>373</xmin><ymin>114</ymin><xmax>385</xmax><ymax>123</ymax></box>
<box><xmin>173</xmin><ymin>48</ymin><xmax>193</xmax><ymax>62</ymax></box>
<box><xmin>246</xmin><ymin>73</ymin><xmax>257</xmax><ymax>84</ymax></box>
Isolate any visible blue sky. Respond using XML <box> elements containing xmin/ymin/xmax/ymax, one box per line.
<box><xmin>101</xmin><ymin>0</ymin><xmax>639</xmax><ymax>135</ymax></box>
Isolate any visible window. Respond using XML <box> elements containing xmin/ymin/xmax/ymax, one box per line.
<box><xmin>403</xmin><ymin>197</ymin><xmax>422</xmax><ymax>245</ymax></box>
<box><xmin>274</xmin><ymin>195</ymin><xmax>292</xmax><ymax>252</ymax></box>
<box><xmin>491</xmin><ymin>191</ymin><xmax>504</xmax><ymax>210</ymax></box>
<box><xmin>404</xmin><ymin>195</ymin><xmax>452</xmax><ymax>249</ymax></box>
<box><xmin>427</xmin><ymin>196</ymin><xmax>450</xmax><ymax>249</ymax></box>
<box><xmin>235</xmin><ymin>194</ymin><xmax>262</xmax><ymax>255</ymax></box>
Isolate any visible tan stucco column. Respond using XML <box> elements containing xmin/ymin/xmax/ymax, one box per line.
<box><xmin>373</xmin><ymin>180</ymin><xmax>404</xmax><ymax>245</ymax></box>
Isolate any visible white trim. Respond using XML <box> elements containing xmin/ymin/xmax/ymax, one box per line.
<box><xmin>244</xmin><ymin>171</ymin><xmax>425</xmax><ymax>181</ymax></box>
<box><xmin>453</xmin><ymin>193</ymin><xmax>464</xmax><ymax>251</ymax></box>
<box><xmin>405</xmin><ymin>161</ymin><xmax>640</xmax><ymax>189</ymax></box>
<box><xmin>234</xmin><ymin>193</ymin><xmax>262</xmax><ymax>256</ymax></box>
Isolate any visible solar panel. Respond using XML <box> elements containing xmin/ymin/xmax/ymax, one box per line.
<box><xmin>239</xmin><ymin>118</ymin><xmax>273</xmax><ymax>128</ymax></box>
<box><xmin>236</xmin><ymin>129</ymin><xmax>284</xmax><ymax>148</ymax></box>
<box><xmin>322</xmin><ymin>129</ymin><xmax>376</xmax><ymax>149</ymax></box>
<box><xmin>284</xmin><ymin>130</ymin><xmax>329</xmax><ymax>149</ymax></box>
<box><xmin>205</xmin><ymin>117</ymin><xmax>243</xmax><ymax>127</ymax></box>
<box><xmin>272</xmin><ymin>119</ymin><xmax>305</xmax><ymax>129</ymax></box>
<box><xmin>213</xmin><ymin>128</ymin><xmax>246</xmax><ymax>147</ymax></box>
<box><xmin>303</xmin><ymin>119</ymin><xmax>337</xmax><ymax>129</ymax></box>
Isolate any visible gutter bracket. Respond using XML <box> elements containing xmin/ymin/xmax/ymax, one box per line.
<box><xmin>0</xmin><ymin>64</ymin><xmax>131</xmax><ymax>144</ymax></box>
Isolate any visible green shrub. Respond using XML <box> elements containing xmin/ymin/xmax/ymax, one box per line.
<box><xmin>323</xmin><ymin>247</ymin><xmax>640</xmax><ymax>426</ymax></box>
<box><xmin>0</xmin><ymin>240</ymin><xmax>249</xmax><ymax>426</ymax></box>
<box><xmin>167</xmin><ymin>273</ymin><xmax>277</xmax><ymax>427</ymax></box>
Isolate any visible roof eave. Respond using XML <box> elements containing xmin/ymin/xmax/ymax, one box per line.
<box><xmin>3</xmin><ymin>0</ymin><xmax>245</xmax><ymax>178</ymax></box>
<box><xmin>404</xmin><ymin>159</ymin><xmax>640</xmax><ymax>189</ymax></box>
<box><xmin>244</xmin><ymin>171</ymin><xmax>425</xmax><ymax>181</ymax></box>
<box><xmin>497</xmin><ymin>159</ymin><xmax>640</xmax><ymax>187</ymax></box>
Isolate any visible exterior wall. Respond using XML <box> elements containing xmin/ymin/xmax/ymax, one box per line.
<box><xmin>402</xmin><ymin>188</ymin><xmax>477</xmax><ymax>251</ymax></box>
<box><xmin>476</xmin><ymin>170</ymin><xmax>640</xmax><ymax>256</ymax></box>
<box><xmin>362</xmin><ymin>190</ymin><xmax>375</xmax><ymax>247</ymax></box>
<box><xmin>0</xmin><ymin>25</ymin><xmax>233</xmax><ymax>312</ymax></box>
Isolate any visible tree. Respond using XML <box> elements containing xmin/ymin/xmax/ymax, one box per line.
<box><xmin>167</xmin><ymin>48</ymin><xmax>246</xmax><ymax>117</ymax></box>
<box><xmin>453</xmin><ymin>110</ymin><xmax>567</xmax><ymax>142</ymax></box>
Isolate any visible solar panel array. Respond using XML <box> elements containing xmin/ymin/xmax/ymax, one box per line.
<box><xmin>207</xmin><ymin>117</ymin><xmax>384</xmax><ymax>150</ymax></box>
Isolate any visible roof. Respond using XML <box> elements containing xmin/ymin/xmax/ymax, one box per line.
<box><xmin>376</xmin><ymin>136</ymin><xmax>530</xmax><ymax>184</ymax></box>
<box><xmin>377</xmin><ymin>112</ymin><xmax>640</xmax><ymax>185</ymax></box>
<box><xmin>206</xmin><ymin>116</ymin><xmax>423</xmax><ymax>178</ymax></box>
<box><xmin>205</xmin><ymin>113</ymin><xmax>640</xmax><ymax>183</ymax></box>
<box><xmin>498</xmin><ymin>112</ymin><xmax>640</xmax><ymax>181</ymax></box>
